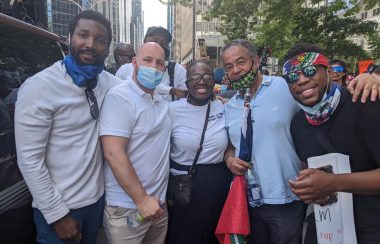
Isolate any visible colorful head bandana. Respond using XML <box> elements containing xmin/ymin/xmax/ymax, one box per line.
<box><xmin>282</xmin><ymin>52</ymin><xmax>329</xmax><ymax>77</ymax></box>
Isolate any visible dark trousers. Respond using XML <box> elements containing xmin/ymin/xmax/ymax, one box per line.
<box><xmin>249</xmin><ymin>201</ymin><xmax>306</xmax><ymax>244</ymax></box>
<box><xmin>33</xmin><ymin>195</ymin><xmax>105</xmax><ymax>244</ymax></box>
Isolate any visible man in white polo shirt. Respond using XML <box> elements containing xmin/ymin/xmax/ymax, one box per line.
<box><xmin>100</xmin><ymin>42</ymin><xmax>171</xmax><ymax>244</ymax></box>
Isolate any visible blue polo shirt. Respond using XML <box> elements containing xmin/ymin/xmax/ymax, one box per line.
<box><xmin>225</xmin><ymin>75</ymin><xmax>301</xmax><ymax>204</ymax></box>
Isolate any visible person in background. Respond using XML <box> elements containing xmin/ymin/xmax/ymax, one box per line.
<box><xmin>107</xmin><ymin>43</ymin><xmax>135</xmax><ymax>75</ymax></box>
<box><xmin>330</xmin><ymin>59</ymin><xmax>347</xmax><ymax>86</ymax></box>
<box><xmin>166</xmin><ymin>60</ymin><xmax>232</xmax><ymax>244</ymax></box>
<box><xmin>213</xmin><ymin>65</ymin><xmax>225</xmax><ymax>85</ymax></box>
<box><xmin>116</xmin><ymin>26</ymin><xmax>187</xmax><ymax>101</ymax></box>
<box><xmin>100</xmin><ymin>42</ymin><xmax>170</xmax><ymax>244</ymax></box>
<box><xmin>284</xmin><ymin>43</ymin><xmax>380</xmax><ymax>243</ymax></box>
<box><xmin>14</xmin><ymin>10</ymin><xmax>119</xmax><ymax>243</ymax></box>
<box><xmin>369</xmin><ymin>65</ymin><xmax>380</xmax><ymax>81</ymax></box>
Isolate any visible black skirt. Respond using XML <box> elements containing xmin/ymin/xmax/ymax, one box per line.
<box><xmin>166</xmin><ymin>162</ymin><xmax>233</xmax><ymax>244</ymax></box>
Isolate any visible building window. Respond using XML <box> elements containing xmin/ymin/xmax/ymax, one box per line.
<box><xmin>373</xmin><ymin>8</ymin><xmax>380</xmax><ymax>16</ymax></box>
<box><xmin>361</xmin><ymin>11</ymin><xmax>367</xmax><ymax>19</ymax></box>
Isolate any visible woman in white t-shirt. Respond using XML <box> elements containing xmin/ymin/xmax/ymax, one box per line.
<box><xmin>166</xmin><ymin>60</ymin><xmax>232</xmax><ymax>244</ymax></box>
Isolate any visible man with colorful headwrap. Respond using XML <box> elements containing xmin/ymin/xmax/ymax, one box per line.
<box><xmin>285</xmin><ymin>42</ymin><xmax>380</xmax><ymax>243</ymax></box>
<box><xmin>221</xmin><ymin>39</ymin><xmax>380</xmax><ymax>244</ymax></box>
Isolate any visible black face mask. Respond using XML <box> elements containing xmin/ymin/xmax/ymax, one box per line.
<box><xmin>187</xmin><ymin>92</ymin><xmax>213</xmax><ymax>106</ymax></box>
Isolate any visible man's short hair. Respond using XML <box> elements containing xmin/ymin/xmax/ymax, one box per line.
<box><xmin>221</xmin><ymin>39</ymin><xmax>258</xmax><ymax>59</ymax></box>
<box><xmin>284</xmin><ymin>43</ymin><xmax>327</xmax><ymax>62</ymax></box>
<box><xmin>113</xmin><ymin>43</ymin><xmax>135</xmax><ymax>57</ymax></box>
<box><xmin>69</xmin><ymin>10</ymin><xmax>112</xmax><ymax>48</ymax></box>
<box><xmin>143</xmin><ymin>26</ymin><xmax>172</xmax><ymax>43</ymax></box>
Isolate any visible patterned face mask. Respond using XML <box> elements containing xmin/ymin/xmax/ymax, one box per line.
<box><xmin>229</xmin><ymin>68</ymin><xmax>258</xmax><ymax>91</ymax></box>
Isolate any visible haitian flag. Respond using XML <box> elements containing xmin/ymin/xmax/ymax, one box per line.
<box><xmin>215</xmin><ymin>97</ymin><xmax>252</xmax><ymax>244</ymax></box>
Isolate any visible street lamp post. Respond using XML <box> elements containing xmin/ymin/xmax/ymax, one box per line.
<box><xmin>192</xmin><ymin>0</ymin><xmax>195</xmax><ymax>60</ymax></box>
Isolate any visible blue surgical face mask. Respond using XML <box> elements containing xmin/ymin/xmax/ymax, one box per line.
<box><xmin>136</xmin><ymin>65</ymin><xmax>164</xmax><ymax>89</ymax></box>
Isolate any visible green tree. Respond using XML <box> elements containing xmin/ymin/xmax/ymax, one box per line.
<box><xmin>205</xmin><ymin>0</ymin><xmax>260</xmax><ymax>41</ymax></box>
<box><xmin>291</xmin><ymin>0</ymin><xmax>376</xmax><ymax>59</ymax></box>
<box><xmin>204</xmin><ymin>0</ymin><xmax>378</xmax><ymax>61</ymax></box>
<box><xmin>368</xmin><ymin>33</ymin><xmax>380</xmax><ymax>59</ymax></box>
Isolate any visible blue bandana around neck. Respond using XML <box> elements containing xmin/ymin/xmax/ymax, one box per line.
<box><xmin>62</xmin><ymin>55</ymin><xmax>104</xmax><ymax>88</ymax></box>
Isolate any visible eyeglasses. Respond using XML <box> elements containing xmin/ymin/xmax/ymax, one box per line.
<box><xmin>332</xmin><ymin>66</ymin><xmax>344</xmax><ymax>73</ymax></box>
<box><xmin>85</xmin><ymin>89</ymin><xmax>99</xmax><ymax>120</ymax></box>
<box><xmin>283</xmin><ymin>65</ymin><xmax>318</xmax><ymax>84</ymax></box>
<box><xmin>188</xmin><ymin>73</ymin><xmax>214</xmax><ymax>83</ymax></box>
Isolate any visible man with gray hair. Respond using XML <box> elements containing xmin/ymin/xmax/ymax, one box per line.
<box><xmin>222</xmin><ymin>39</ymin><xmax>305</xmax><ymax>244</ymax></box>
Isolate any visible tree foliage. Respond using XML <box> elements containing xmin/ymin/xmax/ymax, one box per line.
<box><xmin>203</xmin><ymin>0</ymin><xmax>379</xmax><ymax>61</ymax></box>
<box><xmin>204</xmin><ymin>0</ymin><xmax>260</xmax><ymax>41</ymax></box>
<box><xmin>291</xmin><ymin>0</ymin><xmax>376</xmax><ymax>59</ymax></box>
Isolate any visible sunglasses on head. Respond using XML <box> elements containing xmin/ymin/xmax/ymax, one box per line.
<box><xmin>283</xmin><ymin>65</ymin><xmax>318</xmax><ymax>84</ymax></box>
<box><xmin>332</xmin><ymin>66</ymin><xmax>344</xmax><ymax>73</ymax></box>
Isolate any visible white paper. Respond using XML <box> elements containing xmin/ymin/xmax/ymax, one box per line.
<box><xmin>307</xmin><ymin>153</ymin><xmax>357</xmax><ymax>244</ymax></box>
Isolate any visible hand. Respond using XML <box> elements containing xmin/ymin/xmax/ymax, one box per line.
<box><xmin>347</xmin><ymin>73</ymin><xmax>380</xmax><ymax>103</ymax></box>
<box><xmin>215</xmin><ymin>95</ymin><xmax>229</xmax><ymax>104</ymax></box>
<box><xmin>226</xmin><ymin>156</ymin><xmax>251</xmax><ymax>175</ymax></box>
<box><xmin>170</xmin><ymin>88</ymin><xmax>188</xmax><ymax>99</ymax></box>
<box><xmin>289</xmin><ymin>168</ymin><xmax>335</xmax><ymax>204</ymax></box>
<box><xmin>136</xmin><ymin>195</ymin><xmax>163</xmax><ymax>221</ymax></box>
<box><xmin>53</xmin><ymin>215</ymin><xmax>82</xmax><ymax>242</ymax></box>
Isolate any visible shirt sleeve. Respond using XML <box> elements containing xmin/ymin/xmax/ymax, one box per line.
<box><xmin>115</xmin><ymin>63</ymin><xmax>134</xmax><ymax>80</ymax></box>
<box><xmin>174</xmin><ymin>63</ymin><xmax>188</xmax><ymax>90</ymax></box>
<box><xmin>156</xmin><ymin>82</ymin><xmax>173</xmax><ymax>95</ymax></box>
<box><xmin>100</xmin><ymin>89</ymin><xmax>134</xmax><ymax>138</ymax></box>
<box><xmin>14</xmin><ymin>80</ymin><xmax>69</xmax><ymax>224</ymax></box>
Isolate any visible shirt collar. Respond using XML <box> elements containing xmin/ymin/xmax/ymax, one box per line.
<box><xmin>128</xmin><ymin>77</ymin><xmax>161</xmax><ymax>101</ymax></box>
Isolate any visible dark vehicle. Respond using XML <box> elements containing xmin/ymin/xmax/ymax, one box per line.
<box><xmin>0</xmin><ymin>13</ymin><xmax>66</xmax><ymax>243</ymax></box>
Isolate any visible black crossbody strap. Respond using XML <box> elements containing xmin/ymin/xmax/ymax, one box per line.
<box><xmin>188</xmin><ymin>101</ymin><xmax>211</xmax><ymax>175</ymax></box>
<box><xmin>312</xmin><ymin>127</ymin><xmax>336</xmax><ymax>153</ymax></box>
<box><xmin>168</xmin><ymin>61</ymin><xmax>176</xmax><ymax>100</ymax></box>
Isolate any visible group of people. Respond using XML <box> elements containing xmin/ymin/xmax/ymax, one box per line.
<box><xmin>13</xmin><ymin>9</ymin><xmax>380</xmax><ymax>244</ymax></box>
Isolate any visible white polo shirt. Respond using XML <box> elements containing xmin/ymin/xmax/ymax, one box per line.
<box><xmin>100</xmin><ymin>78</ymin><xmax>171</xmax><ymax>209</ymax></box>
<box><xmin>115</xmin><ymin>62</ymin><xmax>187</xmax><ymax>101</ymax></box>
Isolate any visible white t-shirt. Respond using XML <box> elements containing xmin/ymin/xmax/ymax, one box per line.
<box><xmin>100</xmin><ymin>78</ymin><xmax>171</xmax><ymax>209</ymax></box>
<box><xmin>115</xmin><ymin>62</ymin><xmax>187</xmax><ymax>101</ymax></box>
<box><xmin>169</xmin><ymin>99</ymin><xmax>228</xmax><ymax>175</ymax></box>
